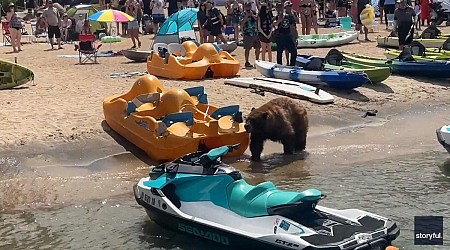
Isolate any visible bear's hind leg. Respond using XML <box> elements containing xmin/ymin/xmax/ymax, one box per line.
<box><xmin>281</xmin><ymin>138</ymin><xmax>295</xmax><ymax>155</ymax></box>
<box><xmin>250</xmin><ymin>137</ymin><xmax>265</xmax><ymax>161</ymax></box>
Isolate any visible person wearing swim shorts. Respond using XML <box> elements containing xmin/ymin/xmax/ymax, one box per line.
<box><xmin>394</xmin><ymin>0</ymin><xmax>415</xmax><ymax>50</ymax></box>
<box><xmin>42</xmin><ymin>0</ymin><xmax>63</xmax><ymax>50</ymax></box>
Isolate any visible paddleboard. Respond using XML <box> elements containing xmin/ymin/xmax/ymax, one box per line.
<box><xmin>224</xmin><ymin>77</ymin><xmax>334</xmax><ymax>104</ymax></box>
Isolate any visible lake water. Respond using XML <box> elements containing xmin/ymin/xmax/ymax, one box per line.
<box><xmin>1</xmin><ymin>150</ymin><xmax>449</xmax><ymax>250</ymax></box>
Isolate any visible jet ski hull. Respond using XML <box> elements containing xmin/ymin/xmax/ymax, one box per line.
<box><xmin>134</xmin><ymin>183</ymin><xmax>400</xmax><ymax>250</ymax></box>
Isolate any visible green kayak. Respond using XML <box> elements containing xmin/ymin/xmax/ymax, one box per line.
<box><xmin>340</xmin><ymin>51</ymin><xmax>392</xmax><ymax>68</ymax></box>
<box><xmin>0</xmin><ymin>59</ymin><xmax>34</xmax><ymax>90</ymax></box>
<box><xmin>324</xmin><ymin>61</ymin><xmax>391</xmax><ymax>83</ymax></box>
<box><xmin>298</xmin><ymin>51</ymin><xmax>391</xmax><ymax>83</ymax></box>
<box><xmin>384</xmin><ymin>49</ymin><xmax>450</xmax><ymax>61</ymax></box>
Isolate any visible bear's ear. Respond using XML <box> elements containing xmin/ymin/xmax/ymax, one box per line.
<box><xmin>262</xmin><ymin>112</ymin><xmax>269</xmax><ymax>120</ymax></box>
<box><xmin>251</xmin><ymin>107</ymin><xmax>255</xmax><ymax>111</ymax></box>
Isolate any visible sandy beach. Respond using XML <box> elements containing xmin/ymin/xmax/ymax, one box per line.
<box><xmin>1</xmin><ymin>21</ymin><xmax>450</xmax><ymax>212</ymax></box>
<box><xmin>1</xmin><ymin>24</ymin><xmax>450</xmax><ymax>147</ymax></box>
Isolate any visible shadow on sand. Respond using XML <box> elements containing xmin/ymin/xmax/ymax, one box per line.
<box><xmin>401</xmin><ymin>75</ymin><xmax>450</xmax><ymax>87</ymax></box>
<box><xmin>101</xmin><ymin>120</ymin><xmax>157</xmax><ymax>166</ymax></box>
<box><xmin>325</xmin><ymin>87</ymin><xmax>370</xmax><ymax>102</ymax></box>
<box><xmin>362</xmin><ymin>81</ymin><xmax>394</xmax><ymax>93</ymax></box>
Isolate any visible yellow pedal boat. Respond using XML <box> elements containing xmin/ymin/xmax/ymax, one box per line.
<box><xmin>147</xmin><ymin>41</ymin><xmax>240</xmax><ymax>80</ymax></box>
<box><xmin>103</xmin><ymin>74</ymin><xmax>249</xmax><ymax>162</ymax></box>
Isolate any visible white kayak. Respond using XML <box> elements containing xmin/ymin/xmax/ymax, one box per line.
<box><xmin>297</xmin><ymin>31</ymin><xmax>359</xmax><ymax>48</ymax></box>
<box><xmin>215</xmin><ymin>41</ymin><xmax>238</xmax><ymax>53</ymax></box>
<box><xmin>376</xmin><ymin>36</ymin><xmax>447</xmax><ymax>48</ymax></box>
<box><xmin>224</xmin><ymin>77</ymin><xmax>334</xmax><ymax>104</ymax></box>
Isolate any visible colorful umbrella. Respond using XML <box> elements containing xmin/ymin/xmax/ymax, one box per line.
<box><xmin>88</xmin><ymin>9</ymin><xmax>135</xmax><ymax>23</ymax></box>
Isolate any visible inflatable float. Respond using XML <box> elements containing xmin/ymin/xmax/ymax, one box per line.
<box><xmin>147</xmin><ymin>41</ymin><xmax>240</xmax><ymax>80</ymax></box>
<box><xmin>103</xmin><ymin>74</ymin><xmax>249</xmax><ymax>162</ymax></box>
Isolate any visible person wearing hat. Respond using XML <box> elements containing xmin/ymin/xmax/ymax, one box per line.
<box><xmin>240</xmin><ymin>1</ymin><xmax>260</xmax><ymax>68</ymax></box>
<box><xmin>393</xmin><ymin>0</ymin><xmax>415</xmax><ymax>50</ymax></box>
<box><xmin>273</xmin><ymin>1</ymin><xmax>297</xmax><ymax>66</ymax></box>
<box><xmin>284</xmin><ymin>1</ymin><xmax>299</xmax><ymax>62</ymax></box>
<box><xmin>6</xmin><ymin>3</ymin><xmax>23</xmax><ymax>53</ymax></box>
<box><xmin>42</xmin><ymin>0</ymin><xmax>63</xmax><ymax>50</ymax></box>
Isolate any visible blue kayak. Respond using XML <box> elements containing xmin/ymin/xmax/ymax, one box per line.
<box><xmin>255</xmin><ymin>60</ymin><xmax>369</xmax><ymax>90</ymax></box>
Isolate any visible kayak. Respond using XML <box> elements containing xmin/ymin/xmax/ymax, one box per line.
<box><xmin>341</xmin><ymin>51</ymin><xmax>450</xmax><ymax>78</ymax></box>
<box><xmin>255</xmin><ymin>60</ymin><xmax>369</xmax><ymax>90</ymax></box>
<box><xmin>297</xmin><ymin>54</ymin><xmax>391</xmax><ymax>83</ymax></box>
<box><xmin>376</xmin><ymin>35</ymin><xmax>447</xmax><ymax>48</ymax></box>
<box><xmin>271</xmin><ymin>31</ymin><xmax>358</xmax><ymax>50</ymax></box>
<box><xmin>0</xmin><ymin>59</ymin><xmax>34</xmax><ymax>90</ymax></box>
<box><xmin>384</xmin><ymin>49</ymin><xmax>450</xmax><ymax>60</ymax></box>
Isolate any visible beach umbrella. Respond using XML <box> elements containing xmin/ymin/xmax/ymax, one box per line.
<box><xmin>88</xmin><ymin>9</ymin><xmax>135</xmax><ymax>23</ymax></box>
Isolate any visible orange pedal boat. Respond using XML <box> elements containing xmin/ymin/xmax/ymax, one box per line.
<box><xmin>102</xmin><ymin>74</ymin><xmax>249</xmax><ymax>162</ymax></box>
<box><xmin>147</xmin><ymin>41</ymin><xmax>240</xmax><ymax>80</ymax></box>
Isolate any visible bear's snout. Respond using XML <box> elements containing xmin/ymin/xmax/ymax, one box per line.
<box><xmin>244</xmin><ymin>124</ymin><xmax>251</xmax><ymax>133</ymax></box>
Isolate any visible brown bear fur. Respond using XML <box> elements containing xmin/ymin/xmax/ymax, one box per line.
<box><xmin>244</xmin><ymin>97</ymin><xmax>308</xmax><ymax>161</ymax></box>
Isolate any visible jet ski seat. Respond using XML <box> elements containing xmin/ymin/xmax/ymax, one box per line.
<box><xmin>227</xmin><ymin>179</ymin><xmax>322</xmax><ymax>218</ymax></box>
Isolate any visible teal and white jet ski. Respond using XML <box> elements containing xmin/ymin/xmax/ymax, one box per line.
<box><xmin>134</xmin><ymin>144</ymin><xmax>400</xmax><ymax>250</ymax></box>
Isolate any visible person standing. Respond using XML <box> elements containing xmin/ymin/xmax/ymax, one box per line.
<box><xmin>198</xmin><ymin>2</ymin><xmax>209</xmax><ymax>43</ymax></box>
<box><xmin>6</xmin><ymin>3</ymin><xmax>22</xmax><ymax>53</ymax></box>
<box><xmin>205</xmin><ymin>1</ymin><xmax>228</xmax><ymax>43</ymax></box>
<box><xmin>240</xmin><ymin>1</ymin><xmax>260</xmax><ymax>68</ymax></box>
<box><xmin>258</xmin><ymin>2</ymin><xmax>273</xmax><ymax>62</ymax></box>
<box><xmin>379</xmin><ymin>0</ymin><xmax>385</xmax><ymax>23</ymax></box>
<box><xmin>126</xmin><ymin>0</ymin><xmax>142</xmax><ymax>48</ymax></box>
<box><xmin>356</xmin><ymin>0</ymin><xmax>370</xmax><ymax>41</ymax></box>
<box><xmin>284</xmin><ymin>1</ymin><xmax>299</xmax><ymax>63</ymax></box>
<box><xmin>383</xmin><ymin>0</ymin><xmax>396</xmax><ymax>30</ymax></box>
<box><xmin>42</xmin><ymin>0</ymin><xmax>63</xmax><ymax>50</ymax></box>
<box><xmin>167</xmin><ymin>0</ymin><xmax>178</xmax><ymax>16</ymax></box>
<box><xmin>273</xmin><ymin>2</ymin><xmax>297</xmax><ymax>66</ymax></box>
<box><xmin>394</xmin><ymin>0</ymin><xmax>415</xmax><ymax>50</ymax></box>
<box><xmin>150</xmin><ymin>0</ymin><xmax>166</xmax><ymax>36</ymax></box>
<box><xmin>420</xmin><ymin>0</ymin><xmax>430</xmax><ymax>26</ymax></box>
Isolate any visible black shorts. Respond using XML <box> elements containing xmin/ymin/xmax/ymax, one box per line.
<box><xmin>259</xmin><ymin>32</ymin><xmax>271</xmax><ymax>43</ymax></box>
<box><xmin>210</xmin><ymin>25</ymin><xmax>222</xmax><ymax>36</ymax></box>
<box><xmin>398</xmin><ymin>24</ymin><xmax>414</xmax><ymax>45</ymax></box>
<box><xmin>357</xmin><ymin>7</ymin><xmax>364</xmax><ymax>24</ymax></box>
<box><xmin>384</xmin><ymin>4</ymin><xmax>395</xmax><ymax>14</ymax></box>
<box><xmin>48</xmin><ymin>25</ymin><xmax>61</xmax><ymax>39</ymax></box>
<box><xmin>379</xmin><ymin>0</ymin><xmax>385</xmax><ymax>7</ymax></box>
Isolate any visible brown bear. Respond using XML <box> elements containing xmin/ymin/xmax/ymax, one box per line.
<box><xmin>244</xmin><ymin>97</ymin><xmax>309</xmax><ymax>161</ymax></box>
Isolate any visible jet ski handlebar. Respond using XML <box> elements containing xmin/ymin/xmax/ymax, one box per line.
<box><xmin>196</xmin><ymin>144</ymin><xmax>240</xmax><ymax>165</ymax></box>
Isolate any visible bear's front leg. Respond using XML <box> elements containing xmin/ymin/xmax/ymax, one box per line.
<box><xmin>250</xmin><ymin>137</ymin><xmax>264</xmax><ymax>161</ymax></box>
<box><xmin>281</xmin><ymin>138</ymin><xmax>295</xmax><ymax>155</ymax></box>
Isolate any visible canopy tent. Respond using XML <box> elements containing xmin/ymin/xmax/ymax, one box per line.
<box><xmin>153</xmin><ymin>8</ymin><xmax>199</xmax><ymax>46</ymax></box>
<box><xmin>66</xmin><ymin>4</ymin><xmax>108</xmax><ymax>34</ymax></box>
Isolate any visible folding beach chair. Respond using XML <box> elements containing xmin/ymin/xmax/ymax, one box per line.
<box><xmin>78</xmin><ymin>34</ymin><xmax>102</xmax><ymax>64</ymax></box>
<box><xmin>2</xmin><ymin>21</ymin><xmax>12</xmax><ymax>46</ymax></box>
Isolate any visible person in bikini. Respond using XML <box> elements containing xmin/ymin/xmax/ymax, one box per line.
<box><xmin>299</xmin><ymin>0</ymin><xmax>316</xmax><ymax>35</ymax></box>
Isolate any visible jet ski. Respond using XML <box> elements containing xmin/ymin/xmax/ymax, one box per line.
<box><xmin>133</xmin><ymin>144</ymin><xmax>400</xmax><ymax>250</ymax></box>
<box><xmin>436</xmin><ymin>125</ymin><xmax>450</xmax><ymax>153</ymax></box>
